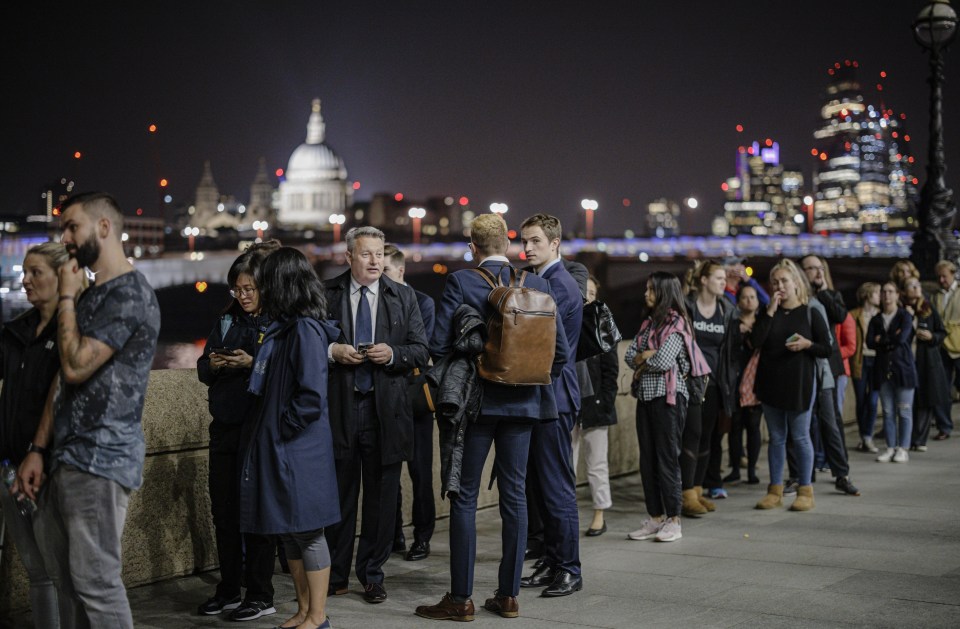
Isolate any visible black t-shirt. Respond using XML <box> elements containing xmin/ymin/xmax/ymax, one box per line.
<box><xmin>693</xmin><ymin>303</ymin><xmax>725</xmax><ymax>375</ymax></box>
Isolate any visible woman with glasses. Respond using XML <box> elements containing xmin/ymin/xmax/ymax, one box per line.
<box><xmin>195</xmin><ymin>240</ymin><xmax>282</xmax><ymax>621</ymax></box>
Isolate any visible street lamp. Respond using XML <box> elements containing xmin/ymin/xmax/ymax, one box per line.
<box><xmin>329</xmin><ymin>213</ymin><xmax>345</xmax><ymax>243</ymax></box>
<box><xmin>252</xmin><ymin>220</ymin><xmax>268</xmax><ymax>241</ymax></box>
<box><xmin>183</xmin><ymin>226</ymin><xmax>199</xmax><ymax>253</ymax></box>
<box><xmin>408</xmin><ymin>207</ymin><xmax>426</xmax><ymax>245</ymax></box>
<box><xmin>581</xmin><ymin>199</ymin><xmax>598</xmax><ymax>240</ymax></box>
<box><xmin>489</xmin><ymin>202</ymin><xmax>508</xmax><ymax>215</ymax></box>
<box><xmin>911</xmin><ymin>0</ymin><xmax>959</xmax><ymax>276</ymax></box>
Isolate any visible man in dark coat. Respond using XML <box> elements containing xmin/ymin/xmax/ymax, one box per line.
<box><xmin>416</xmin><ymin>213</ymin><xmax>569</xmax><ymax>622</ymax></box>
<box><xmin>323</xmin><ymin>227</ymin><xmax>430</xmax><ymax>604</ymax></box>
<box><xmin>518</xmin><ymin>213</ymin><xmax>584</xmax><ymax>598</ymax></box>
<box><xmin>383</xmin><ymin>243</ymin><xmax>438</xmax><ymax>562</ymax></box>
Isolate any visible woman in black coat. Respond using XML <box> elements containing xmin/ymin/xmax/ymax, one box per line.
<box><xmin>241</xmin><ymin>247</ymin><xmax>340</xmax><ymax>629</ymax></box>
<box><xmin>573</xmin><ymin>276</ymin><xmax>619</xmax><ymax>536</ymax></box>
<box><xmin>195</xmin><ymin>242</ymin><xmax>280</xmax><ymax>619</ymax></box>
<box><xmin>903</xmin><ymin>277</ymin><xmax>951</xmax><ymax>450</ymax></box>
<box><xmin>867</xmin><ymin>282</ymin><xmax>918</xmax><ymax>463</ymax></box>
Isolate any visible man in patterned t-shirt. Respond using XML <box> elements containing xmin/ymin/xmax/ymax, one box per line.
<box><xmin>17</xmin><ymin>191</ymin><xmax>160</xmax><ymax>629</ymax></box>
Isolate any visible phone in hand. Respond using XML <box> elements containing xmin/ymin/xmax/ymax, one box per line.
<box><xmin>357</xmin><ymin>343</ymin><xmax>374</xmax><ymax>356</ymax></box>
<box><xmin>210</xmin><ymin>347</ymin><xmax>237</xmax><ymax>356</ymax></box>
<box><xmin>785</xmin><ymin>333</ymin><xmax>800</xmax><ymax>344</ymax></box>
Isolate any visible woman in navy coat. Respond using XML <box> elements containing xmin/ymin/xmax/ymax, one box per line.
<box><xmin>240</xmin><ymin>247</ymin><xmax>340</xmax><ymax>629</ymax></box>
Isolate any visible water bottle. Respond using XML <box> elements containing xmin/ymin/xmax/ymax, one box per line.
<box><xmin>1</xmin><ymin>459</ymin><xmax>37</xmax><ymax>517</ymax></box>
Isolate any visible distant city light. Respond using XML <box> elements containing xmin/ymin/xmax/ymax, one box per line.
<box><xmin>580</xmin><ymin>199</ymin><xmax>598</xmax><ymax>211</ymax></box>
<box><xmin>136</xmin><ymin>208</ymin><xmax>143</xmax><ymax>216</ymax></box>
<box><xmin>736</xmin><ymin>124</ymin><xmax>744</xmax><ymax>132</ymax></box>
<box><xmin>803</xmin><ymin>195</ymin><xmax>814</xmax><ymax>205</ymax></box>
<box><xmin>459</xmin><ymin>196</ymin><xmax>469</xmax><ymax>206</ymax></box>
<box><xmin>880</xmin><ymin>70</ymin><xmax>887</xmax><ymax>78</ymax></box>
<box><xmin>489</xmin><ymin>202</ymin><xmax>508</xmax><ymax>214</ymax></box>
<box><xmin>794</xmin><ymin>214</ymin><xmax>805</xmax><ymax>224</ymax></box>
<box><xmin>352</xmin><ymin>181</ymin><xmax>361</xmax><ymax>190</ymax></box>
<box><xmin>195</xmin><ymin>281</ymin><xmax>208</xmax><ymax>293</ymax></box>
<box><xmin>275</xmin><ymin>168</ymin><xmax>284</xmax><ymax>177</ymax></box>
<box><xmin>160</xmin><ymin>179</ymin><xmax>169</xmax><ymax>187</ymax></box>
<box><xmin>408</xmin><ymin>207</ymin><xmax>426</xmax><ymax>219</ymax></box>
<box><xmin>638</xmin><ymin>252</ymin><xmax>649</xmax><ymax>262</ymax></box>
<box><xmin>721</xmin><ymin>182</ymin><xmax>729</xmax><ymax>191</ymax></box>
<box><xmin>686</xmin><ymin>197</ymin><xmax>698</xmax><ymax>209</ymax></box>
<box><xmin>811</xmin><ymin>148</ymin><xmax>819</xmax><ymax>156</ymax></box>
<box><xmin>73</xmin><ymin>151</ymin><xmax>82</xmax><ymax>159</ymax></box>
<box><xmin>149</xmin><ymin>124</ymin><xmax>157</xmax><ymax>133</ymax></box>
<box><xmin>394</xmin><ymin>193</ymin><xmax>404</xmax><ymax>202</ymax></box>
<box><xmin>622</xmin><ymin>198</ymin><xmax>631</xmax><ymax>207</ymax></box>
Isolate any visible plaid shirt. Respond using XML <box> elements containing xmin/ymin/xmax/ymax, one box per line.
<box><xmin>625</xmin><ymin>326</ymin><xmax>690</xmax><ymax>402</ymax></box>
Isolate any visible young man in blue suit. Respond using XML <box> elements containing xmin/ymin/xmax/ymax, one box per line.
<box><xmin>383</xmin><ymin>243</ymin><xmax>438</xmax><ymax>561</ymax></box>
<box><xmin>517</xmin><ymin>213</ymin><xmax>584</xmax><ymax>598</ymax></box>
<box><xmin>416</xmin><ymin>213</ymin><xmax>569</xmax><ymax>621</ymax></box>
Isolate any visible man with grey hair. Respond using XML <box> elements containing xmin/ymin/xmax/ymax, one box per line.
<box><xmin>323</xmin><ymin>226</ymin><xmax>430</xmax><ymax>604</ymax></box>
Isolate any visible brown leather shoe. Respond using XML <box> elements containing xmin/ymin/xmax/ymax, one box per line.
<box><xmin>483</xmin><ymin>592</ymin><xmax>519</xmax><ymax>618</ymax></box>
<box><xmin>415</xmin><ymin>593</ymin><xmax>475</xmax><ymax>622</ymax></box>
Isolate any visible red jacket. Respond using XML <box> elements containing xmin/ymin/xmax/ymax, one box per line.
<box><xmin>835</xmin><ymin>313</ymin><xmax>857</xmax><ymax>377</ymax></box>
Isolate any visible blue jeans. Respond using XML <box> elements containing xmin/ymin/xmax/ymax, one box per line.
<box><xmin>878</xmin><ymin>382</ymin><xmax>915</xmax><ymax>449</ymax></box>
<box><xmin>762</xmin><ymin>403</ymin><xmax>814</xmax><ymax>486</ymax></box>
<box><xmin>853</xmin><ymin>357</ymin><xmax>880</xmax><ymax>439</ymax></box>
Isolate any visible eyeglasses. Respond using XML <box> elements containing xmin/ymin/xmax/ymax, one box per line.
<box><xmin>229</xmin><ymin>287</ymin><xmax>257</xmax><ymax>299</ymax></box>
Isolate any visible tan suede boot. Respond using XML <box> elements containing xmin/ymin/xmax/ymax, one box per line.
<box><xmin>755</xmin><ymin>484</ymin><xmax>783</xmax><ymax>509</ymax></box>
<box><xmin>789</xmin><ymin>485</ymin><xmax>815</xmax><ymax>511</ymax></box>
<box><xmin>681</xmin><ymin>489</ymin><xmax>707</xmax><ymax>517</ymax></box>
<box><xmin>695</xmin><ymin>485</ymin><xmax>715</xmax><ymax>512</ymax></box>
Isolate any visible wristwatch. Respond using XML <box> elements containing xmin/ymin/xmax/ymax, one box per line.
<box><xmin>26</xmin><ymin>442</ymin><xmax>48</xmax><ymax>456</ymax></box>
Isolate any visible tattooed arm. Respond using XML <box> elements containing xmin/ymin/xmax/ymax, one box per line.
<box><xmin>57</xmin><ymin>261</ymin><xmax>116</xmax><ymax>384</ymax></box>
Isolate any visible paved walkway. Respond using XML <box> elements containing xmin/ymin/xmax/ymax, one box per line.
<box><xmin>10</xmin><ymin>423</ymin><xmax>960</xmax><ymax>628</ymax></box>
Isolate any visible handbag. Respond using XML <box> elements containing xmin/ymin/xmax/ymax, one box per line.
<box><xmin>738</xmin><ymin>350</ymin><xmax>761</xmax><ymax>407</ymax></box>
<box><xmin>577</xmin><ymin>299</ymin><xmax>623</xmax><ymax>361</ymax></box>
<box><xmin>407</xmin><ymin>367</ymin><xmax>436</xmax><ymax>416</ymax></box>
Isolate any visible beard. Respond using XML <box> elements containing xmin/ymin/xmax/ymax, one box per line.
<box><xmin>69</xmin><ymin>233</ymin><xmax>101</xmax><ymax>268</ymax></box>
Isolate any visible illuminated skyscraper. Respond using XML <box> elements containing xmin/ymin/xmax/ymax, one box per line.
<box><xmin>811</xmin><ymin>61</ymin><xmax>918</xmax><ymax>232</ymax></box>
<box><xmin>723</xmin><ymin>139</ymin><xmax>806</xmax><ymax>235</ymax></box>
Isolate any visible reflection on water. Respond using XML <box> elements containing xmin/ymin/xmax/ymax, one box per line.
<box><xmin>152</xmin><ymin>340</ymin><xmax>205</xmax><ymax>370</ymax></box>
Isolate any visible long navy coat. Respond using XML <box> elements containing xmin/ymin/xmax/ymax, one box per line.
<box><xmin>239</xmin><ymin>317</ymin><xmax>341</xmax><ymax>535</ymax></box>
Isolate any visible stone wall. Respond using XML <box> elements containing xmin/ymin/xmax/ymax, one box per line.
<box><xmin>7</xmin><ymin>341</ymin><xmax>868</xmax><ymax>617</ymax></box>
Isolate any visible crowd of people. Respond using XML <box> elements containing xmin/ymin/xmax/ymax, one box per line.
<box><xmin>2</xmin><ymin>195</ymin><xmax>957</xmax><ymax>626</ymax></box>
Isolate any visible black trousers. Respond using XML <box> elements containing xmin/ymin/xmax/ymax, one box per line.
<box><xmin>636</xmin><ymin>395</ymin><xmax>687</xmax><ymax>517</ymax></box>
<box><xmin>328</xmin><ymin>392</ymin><xmax>402</xmax><ymax>587</ymax></box>
<box><xmin>728</xmin><ymin>405</ymin><xmax>762</xmax><ymax>478</ymax></box>
<box><xmin>789</xmin><ymin>386</ymin><xmax>848</xmax><ymax>479</ymax></box>
<box><xmin>681</xmin><ymin>384</ymin><xmax>719</xmax><ymax>489</ymax></box>
<box><xmin>395</xmin><ymin>411</ymin><xmax>437</xmax><ymax>545</ymax></box>
<box><xmin>208</xmin><ymin>426</ymin><xmax>275</xmax><ymax>603</ymax></box>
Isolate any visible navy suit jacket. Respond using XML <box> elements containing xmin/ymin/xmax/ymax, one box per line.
<box><xmin>541</xmin><ymin>260</ymin><xmax>583</xmax><ymax>414</ymax></box>
<box><xmin>414</xmin><ymin>288</ymin><xmax>436</xmax><ymax>341</ymax></box>
<box><xmin>431</xmin><ymin>259</ymin><xmax>568</xmax><ymax>421</ymax></box>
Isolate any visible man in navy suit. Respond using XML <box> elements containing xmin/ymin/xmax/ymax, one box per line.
<box><xmin>382</xmin><ymin>243</ymin><xmax>438</xmax><ymax>561</ymax></box>
<box><xmin>416</xmin><ymin>213</ymin><xmax>569</xmax><ymax>621</ymax></box>
<box><xmin>323</xmin><ymin>227</ymin><xmax>430</xmax><ymax>604</ymax></box>
<box><xmin>518</xmin><ymin>213</ymin><xmax>584</xmax><ymax>597</ymax></box>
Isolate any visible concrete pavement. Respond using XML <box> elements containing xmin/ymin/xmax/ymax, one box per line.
<box><xmin>7</xmin><ymin>422</ymin><xmax>960</xmax><ymax>628</ymax></box>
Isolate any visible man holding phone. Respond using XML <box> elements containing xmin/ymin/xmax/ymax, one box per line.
<box><xmin>323</xmin><ymin>227</ymin><xmax>429</xmax><ymax>604</ymax></box>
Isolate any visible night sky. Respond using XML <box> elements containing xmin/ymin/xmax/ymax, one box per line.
<box><xmin>5</xmin><ymin>1</ymin><xmax>958</xmax><ymax>236</ymax></box>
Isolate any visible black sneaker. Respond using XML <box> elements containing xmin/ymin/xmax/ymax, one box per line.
<box><xmin>197</xmin><ymin>594</ymin><xmax>241</xmax><ymax>615</ymax></box>
<box><xmin>228</xmin><ymin>600</ymin><xmax>276</xmax><ymax>622</ymax></box>
<box><xmin>783</xmin><ymin>479</ymin><xmax>799</xmax><ymax>495</ymax></box>
<box><xmin>835</xmin><ymin>476</ymin><xmax>861</xmax><ymax>496</ymax></box>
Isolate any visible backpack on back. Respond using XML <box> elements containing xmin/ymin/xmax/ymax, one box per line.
<box><xmin>471</xmin><ymin>266</ymin><xmax>557</xmax><ymax>386</ymax></box>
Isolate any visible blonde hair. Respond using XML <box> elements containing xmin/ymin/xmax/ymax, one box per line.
<box><xmin>769</xmin><ymin>258</ymin><xmax>809</xmax><ymax>304</ymax></box>
<box><xmin>470</xmin><ymin>214</ymin><xmax>509</xmax><ymax>255</ymax></box>
<box><xmin>25</xmin><ymin>242</ymin><xmax>88</xmax><ymax>295</ymax></box>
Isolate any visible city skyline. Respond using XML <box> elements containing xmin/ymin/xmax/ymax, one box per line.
<box><xmin>5</xmin><ymin>1</ymin><xmax>958</xmax><ymax>236</ymax></box>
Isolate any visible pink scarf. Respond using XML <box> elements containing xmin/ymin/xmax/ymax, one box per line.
<box><xmin>637</xmin><ymin>310</ymin><xmax>712</xmax><ymax>405</ymax></box>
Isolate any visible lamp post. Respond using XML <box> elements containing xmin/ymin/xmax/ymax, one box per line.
<box><xmin>252</xmin><ymin>220</ymin><xmax>268</xmax><ymax>241</ymax></box>
<box><xmin>408</xmin><ymin>207</ymin><xmax>426</xmax><ymax>245</ymax></box>
<box><xmin>183</xmin><ymin>226</ymin><xmax>199</xmax><ymax>253</ymax></box>
<box><xmin>581</xmin><ymin>199</ymin><xmax>598</xmax><ymax>239</ymax></box>
<box><xmin>329</xmin><ymin>213</ymin><xmax>345</xmax><ymax>243</ymax></box>
<box><xmin>910</xmin><ymin>0</ymin><xmax>959</xmax><ymax>276</ymax></box>
<box><xmin>489</xmin><ymin>202</ymin><xmax>508</xmax><ymax>216</ymax></box>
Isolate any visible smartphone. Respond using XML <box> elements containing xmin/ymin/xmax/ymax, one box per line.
<box><xmin>358</xmin><ymin>343</ymin><xmax>374</xmax><ymax>355</ymax></box>
<box><xmin>210</xmin><ymin>347</ymin><xmax>237</xmax><ymax>355</ymax></box>
<box><xmin>785</xmin><ymin>334</ymin><xmax>800</xmax><ymax>344</ymax></box>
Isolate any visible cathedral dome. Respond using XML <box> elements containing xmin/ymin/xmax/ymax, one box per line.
<box><xmin>284</xmin><ymin>98</ymin><xmax>347</xmax><ymax>180</ymax></box>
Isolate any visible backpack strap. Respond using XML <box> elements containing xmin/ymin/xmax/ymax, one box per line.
<box><xmin>471</xmin><ymin>267</ymin><xmax>502</xmax><ymax>289</ymax></box>
<box><xmin>510</xmin><ymin>266</ymin><xmax>527</xmax><ymax>288</ymax></box>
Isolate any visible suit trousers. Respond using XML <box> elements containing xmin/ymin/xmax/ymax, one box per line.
<box><xmin>395</xmin><ymin>410</ymin><xmax>436</xmax><ymax>545</ymax></box>
<box><xmin>328</xmin><ymin>392</ymin><xmax>402</xmax><ymax>587</ymax></box>
<box><xmin>450</xmin><ymin>419</ymin><xmax>532</xmax><ymax>598</ymax></box>
<box><xmin>528</xmin><ymin>412</ymin><xmax>581</xmax><ymax>576</ymax></box>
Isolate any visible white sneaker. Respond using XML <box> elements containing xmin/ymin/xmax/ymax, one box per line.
<box><xmin>893</xmin><ymin>447</ymin><xmax>909</xmax><ymax>463</ymax></box>
<box><xmin>876</xmin><ymin>448</ymin><xmax>895</xmax><ymax>462</ymax></box>
<box><xmin>627</xmin><ymin>517</ymin><xmax>664</xmax><ymax>541</ymax></box>
<box><xmin>655</xmin><ymin>517</ymin><xmax>682</xmax><ymax>542</ymax></box>
<box><xmin>916</xmin><ymin>445</ymin><xmax>928</xmax><ymax>452</ymax></box>
<box><xmin>863</xmin><ymin>437</ymin><xmax>879</xmax><ymax>453</ymax></box>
